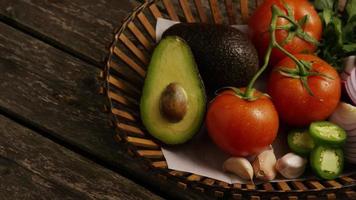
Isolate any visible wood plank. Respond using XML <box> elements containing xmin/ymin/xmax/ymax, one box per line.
<box><xmin>179</xmin><ymin>0</ymin><xmax>196</xmax><ymax>23</ymax></box>
<box><xmin>307</xmin><ymin>181</ymin><xmax>325</xmax><ymax>190</ymax></box>
<box><xmin>240</xmin><ymin>0</ymin><xmax>249</xmax><ymax>22</ymax></box>
<box><xmin>162</xmin><ymin>0</ymin><xmax>180</xmax><ymax>21</ymax></box>
<box><xmin>0</xmin><ymin>114</ymin><xmax>161</xmax><ymax>200</ymax></box>
<box><xmin>0</xmin><ymin>157</ymin><xmax>86</xmax><ymax>200</ymax></box>
<box><xmin>152</xmin><ymin>161</ymin><xmax>168</xmax><ymax>169</ymax></box>
<box><xmin>209</xmin><ymin>0</ymin><xmax>223</xmax><ymax>24</ymax></box>
<box><xmin>326</xmin><ymin>193</ymin><xmax>336</xmax><ymax>200</ymax></box>
<box><xmin>325</xmin><ymin>180</ymin><xmax>342</xmax><ymax>188</ymax></box>
<box><xmin>0</xmin><ymin>22</ymin><xmax>212</xmax><ymax>200</ymax></box>
<box><xmin>263</xmin><ymin>183</ymin><xmax>274</xmax><ymax>191</ymax></box>
<box><xmin>202</xmin><ymin>178</ymin><xmax>215</xmax><ymax>186</ymax></box>
<box><xmin>187</xmin><ymin>174</ymin><xmax>202</xmax><ymax>182</ymax></box>
<box><xmin>291</xmin><ymin>181</ymin><xmax>308</xmax><ymax>191</ymax></box>
<box><xmin>246</xmin><ymin>183</ymin><xmax>256</xmax><ymax>190</ymax></box>
<box><xmin>0</xmin><ymin>21</ymin><xmax>124</xmax><ymax>163</ymax></box>
<box><xmin>149</xmin><ymin>4</ymin><xmax>163</xmax><ymax>19</ymax></box>
<box><xmin>276</xmin><ymin>182</ymin><xmax>292</xmax><ymax>191</ymax></box>
<box><xmin>218</xmin><ymin>181</ymin><xmax>229</xmax><ymax>188</ymax></box>
<box><xmin>345</xmin><ymin>190</ymin><xmax>356</xmax><ymax>199</ymax></box>
<box><xmin>0</xmin><ymin>0</ymin><xmax>133</xmax><ymax>65</ymax></box>
<box><xmin>137</xmin><ymin>150</ymin><xmax>163</xmax><ymax>159</ymax></box>
<box><xmin>194</xmin><ymin>0</ymin><xmax>209</xmax><ymax>23</ymax></box>
<box><xmin>224</xmin><ymin>0</ymin><xmax>236</xmax><ymax>24</ymax></box>
<box><xmin>169</xmin><ymin>170</ymin><xmax>188</xmax><ymax>177</ymax></box>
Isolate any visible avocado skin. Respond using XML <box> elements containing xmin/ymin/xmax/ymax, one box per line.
<box><xmin>163</xmin><ymin>23</ymin><xmax>259</xmax><ymax>95</ymax></box>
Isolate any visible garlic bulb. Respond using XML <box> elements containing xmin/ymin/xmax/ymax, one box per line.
<box><xmin>252</xmin><ymin>149</ymin><xmax>277</xmax><ymax>181</ymax></box>
<box><xmin>223</xmin><ymin>157</ymin><xmax>254</xmax><ymax>181</ymax></box>
<box><xmin>275</xmin><ymin>153</ymin><xmax>307</xmax><ymax>179</ymax></box>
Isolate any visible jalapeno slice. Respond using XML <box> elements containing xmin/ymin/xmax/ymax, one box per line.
<box><xmin>309</xmin><ymin>121</ymin><xmax>347</xmax><ymax>146</ymax></box>
<box><xmin>288</xmin><ymin>129</ymin><xmax>315</xmax><ymax>156</ymax></box>
<box><xmin>310</xmin><ymin>145</ymin><xmax>344</xmax><ymax>180</ymax></box>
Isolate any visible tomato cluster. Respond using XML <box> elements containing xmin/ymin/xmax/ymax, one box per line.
<box><xmin>206</xmin><ymin>0</ymin><xmax>341</xmax><ymax>157</ymax></box>
<box><xmin>248</xmin><ymin>0</ymin><xmax>322</xmax><ymax>66</ymax></box>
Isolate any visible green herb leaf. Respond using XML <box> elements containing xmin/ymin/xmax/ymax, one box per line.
<box><xmin>321</xmin><ymin>9</ymin><xmax>333</xmax><ymax>25</ymax></box>
<box><xmin>343</xmin><ymin>21</ymin><xmax>356</xmax><ymax>44</ymax></box>
<box><xmin>331</xmin><ymin>17</ymin><xmax>343</xmax><ymax>46</ymax></box>
<box><xmin>314</xmin><ymin>0</ymin><xmax>335</xmax><ymax>10</ymax></box>
<box><xmin>342</xmin><ymin>44</ymin><xmax>356</xmax><ymax>53</ymax></box>
<box><xmin>346</xmin><ymin>0</ymin><xmax>356</xmax><ymax>23</ymax></box>
<box><xmin>314</xmin><ymin>0</ymin><xmax>356</xmax><ymax>71</ymax></box>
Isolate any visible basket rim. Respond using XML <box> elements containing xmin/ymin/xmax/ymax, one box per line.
<box><xmin>101</xmin><ymin>0</ymin><xmax>356</xmax><ymax>197</ymax></box>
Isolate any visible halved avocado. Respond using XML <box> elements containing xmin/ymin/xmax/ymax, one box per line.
<box><xmin>140</xmin><ymin>36</ymin><xmax>206</xmax><ymax>145</ymax></box>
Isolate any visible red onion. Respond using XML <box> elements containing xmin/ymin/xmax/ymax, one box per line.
<box><xmin>330</xmin><ymin>102</ymin><xmax>356</xmax><ymax>163</ymax></box>
<box><xmin>330</xmin><ymin>113</ymin><xmax>356</xmax><ymax>131</ymax></box>
<box><xmin>346</xmin><ymin>135</ymin><xmax>356</xmax><ymax>142</ymax></box>
<box><xmin>346</xmin><ymin>153</ymin><xmax>356</xmax><ymax>159</ymax></box>
<box><xmin>346</xmin><ymin>157</ymin><xmax>356</xmax><ymax>164</ymax></box>
<box><xmin>345</xmin><ymin>147</ymin><xmax>356</xmax><ymax>154</ymax></box>
<box><xmin>348</xmin><ymin>128</ymin><xmax>356</xmax><ymax>137</ymax></box>
<box><xmin>344</xmin><ymin>56</ymin><xmax>356</xmax><ymax>105</ymax></box>
<box><xmin>341</xmin><ymin>56</ymin><xmax>355</xmax><ymax>81</ymax></box>
<box><xmin>329</xmin><ymin>103</ymin><xmax>356</xmax><ymax>131</ymax></box>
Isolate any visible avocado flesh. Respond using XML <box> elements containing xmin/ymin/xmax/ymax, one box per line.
<box><xmin>163</xmin><ymin>23</ymin><xmax>259</xmax><ymax>95</ymax></box>
<box><xmin>140</xmin><ymin>36</ymin><xmax>206</xmax><ymax>145</ymax></box>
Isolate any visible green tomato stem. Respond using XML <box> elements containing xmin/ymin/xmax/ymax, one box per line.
<box><xmin>273</xmin><ymin>42</ymin><xmax>307</xmax><ymax>76</ymax></box>
<box><xmin>244</xmin><ymin>5</ymin><xmax>280</xmax><ymax>98</ymax></box>
<box><xmin>244</xmin><ymin>4</ymin><xmax>314</xmax><ymax>99</ymax></box>
<box><xmin>244</xmin><ymin>37</ymin><xmax>274</xmax><ymax>98</ymax></box>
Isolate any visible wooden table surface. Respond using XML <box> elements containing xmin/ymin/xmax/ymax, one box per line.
<box><xmin>0</xmin><ymin>0</ymin><xmax>212</xmax><ymax>199</ymax></box>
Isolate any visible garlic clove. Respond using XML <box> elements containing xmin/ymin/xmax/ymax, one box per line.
<box><xmin>275</xmin><ymin>153</ymin><xmax>307</xmax><ymax>179</ymax></box>
<box><xmin>252</xmin><ymin>149</ymin><xmax>277</xmax><ymax>181</ymax></box>
<box><xmin>247</xmin><ymin>145</ymin><xmax>273</xmax><ymax>162</ymax></box>
<box><xmin>223</xmin><ymin>157</ymin><xmax>254</xmax><ymax>181</ymax></box>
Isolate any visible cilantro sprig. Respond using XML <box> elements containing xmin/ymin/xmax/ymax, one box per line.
<box><xmin>314</xmin><ymin>0</ymin><xmax>356</xmax><ymax>71</ymax></box>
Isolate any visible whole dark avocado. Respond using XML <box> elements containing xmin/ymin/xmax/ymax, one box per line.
<box><xmin>163</xmin><ymin>23</ymin><xmax>259</xmax><ymax>95</ymax></box>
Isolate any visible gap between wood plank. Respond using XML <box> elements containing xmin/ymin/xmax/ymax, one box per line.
<box><xmin>0</xmin><ymin>14</ymin><xmax>101</xmax><ymax>68</ymax></box>
<box><xmin>0</xmin><ymin>94</ymin><xmax>211</xmax><ymax>200</ymax></box>
<box><xmin>0</xmin><ymin>114</ymin><xmax>162</xmax><ymax>200</ymax></box>
<box><xmin>0</xmin><ymin>105</ymin><xmax>165</xmax><ymax>198</ymax></box>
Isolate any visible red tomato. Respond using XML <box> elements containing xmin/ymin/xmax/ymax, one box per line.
<box><xmin>268</xmin><ymin>54</ymin><xmax>341</xmax><ymax>127</ymax></box>
<box><xmin>248</xmin><ymin>0</ymin><xmax>322</xmax><ymax>66</ymax></box>
<box><xmin>206</xmin><ymin>89</ymin><xmax>279</xmax><ymax>156</ymax></box>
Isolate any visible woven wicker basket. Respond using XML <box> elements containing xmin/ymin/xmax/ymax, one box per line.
<box><xmin>100</xmin><ymin>0</ymin><xmax>356</xmax><ymax>198</ymax></box>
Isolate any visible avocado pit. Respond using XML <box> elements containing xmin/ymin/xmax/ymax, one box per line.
<box><xmin>160</xmin><ymin>82</ymin><xmax>188</xmax><ymax>123</ymax></box>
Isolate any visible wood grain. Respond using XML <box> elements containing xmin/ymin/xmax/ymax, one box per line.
<box><xmin>0</xmin><ymin>22</ymin><xmax>121</xmax><ymax>166</ymax></box>
<box><xmin>0</xmin><ymin>22</ymin><xmax>211</xmax><ymax>200</ymax></box>
<box><xmin>0</xmin><ymin>157</ymin><xmax>86</xmax><ymax>200</ymax></box>
<box><xmin>0</xmin><ymin>115</ymin><xmax>161</xmax><ymax>200</ymax></box>
<box><xmin>0</xmin><ymin>0</ymin><xmax>132</xmax><ymax>65</ymax></box>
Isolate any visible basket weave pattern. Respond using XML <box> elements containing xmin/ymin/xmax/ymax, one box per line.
<box><xmin>100</xmin><ymin>0</ymin><xmax>356</xmax><ymax>198</ymax></box>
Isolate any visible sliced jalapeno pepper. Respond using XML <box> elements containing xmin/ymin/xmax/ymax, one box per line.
<box><xmin>309</xmin><ymin>121</ymin><xmax>347</xmax><ymax>146</ymax></box>
<box><xmin>288</xmin><ymin>129</ymin><xmax>315</xmax><ymax>156</ymax></box>
<box><xmin>310</xmin><ymin>145</ymin><xmax>344</xmax><ymax>180</ymax></box>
